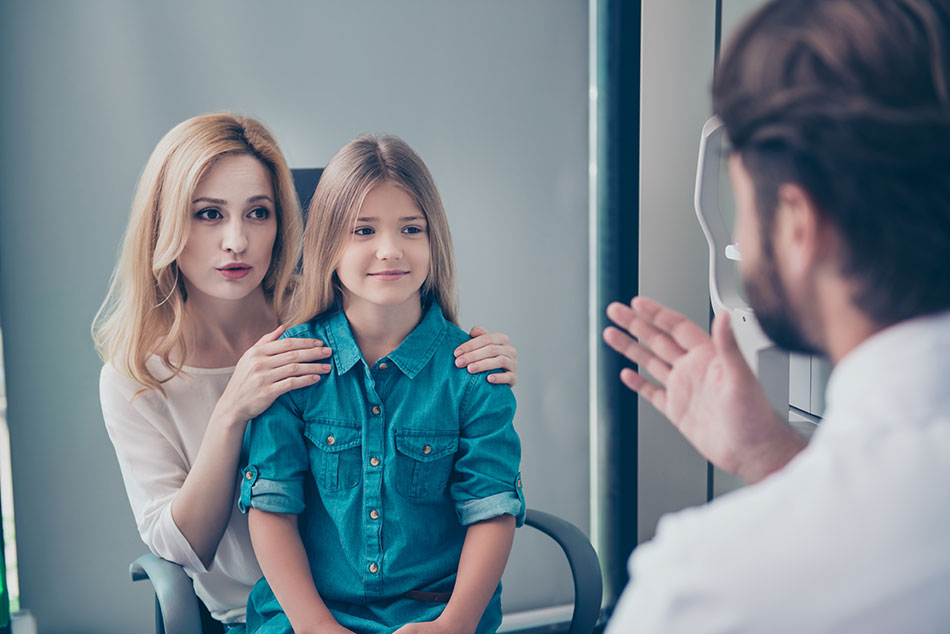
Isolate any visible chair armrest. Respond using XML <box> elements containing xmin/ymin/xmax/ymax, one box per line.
<box><xmin>130</xmin><ymin>553</ymin><xmax>204</xmax><ymax>634</ymax></box>
<box><xmin>524</xmin><ymin>509</ymin><xmax>603</xmax><ymax>634</ymax></box>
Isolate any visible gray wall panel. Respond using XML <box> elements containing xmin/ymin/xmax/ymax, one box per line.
<box><xmin>636</xmin><ymin>1</ymin><xmax>716</xmax><ymax>543</ymax></box>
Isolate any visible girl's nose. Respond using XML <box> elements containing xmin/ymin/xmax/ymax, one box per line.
<box><xmin>222</xmin><ymin>219</ymin><xmax>248</xmax><ymax>254</ymax></box>
<box><xmin>376</xmin><ymin>232</ymin><xmax>402</xmax><ymax>260</ymax></box>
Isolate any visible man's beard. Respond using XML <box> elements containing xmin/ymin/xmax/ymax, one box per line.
<box><xmin>742</xmin><ymin>245</ymin><xmax>822</xmax><ymax>356</ymax></box>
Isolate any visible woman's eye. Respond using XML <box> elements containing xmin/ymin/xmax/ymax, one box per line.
<box><xmin>354</xmin><ymin>227</ymin><xmax>374</xmax><ymax>236</ymax></box>
<box><xmin>195</xmin><ymin>208</ymin><xmax>222</xmax><ymax>220</ymax></box>
<box><xmin>248</xmin><ymin>207</ymin><xmax>270</xmax><ymax>220</ymax></box>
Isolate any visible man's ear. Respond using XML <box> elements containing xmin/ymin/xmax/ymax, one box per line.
<box><xmin>773</xmin><ymin>183</ymin><xmax>829</xmax><ymax>278</ymax></box>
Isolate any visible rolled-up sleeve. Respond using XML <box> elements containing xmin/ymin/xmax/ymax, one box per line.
<box><xmin>451</xmin><ymin>374</ymin><xmax>525</xmax><ymax>527</ymax></box>
<box><xmin>240</xmin><ymin>390</ymin><xmax>309</xmax><ymax>515</ymax></box>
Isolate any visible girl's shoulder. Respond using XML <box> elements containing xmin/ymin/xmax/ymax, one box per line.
<box><xmin>440</xmin><ymin>323</ymin><xmax>470</xmax><ymax>348</ymax></box>
<box><xmin>280</xmin><ymin>316</ymin><xmax>331</xmax><ymax>342</ymax></box>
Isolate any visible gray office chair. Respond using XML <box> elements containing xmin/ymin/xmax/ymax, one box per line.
<box><xmin>131</xmin><ymin>508</ymin><xmax>602</xmax><ymax>634</ymax></box>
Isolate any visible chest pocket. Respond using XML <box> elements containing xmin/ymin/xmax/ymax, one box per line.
<box><xmin>393</xmin><ymin>428</ymin><xmax>459</xmax><ymax>500</ymax></box>
<box><xmin>304</xmin><ymin>419</ymin><xmax>363</xmax><ymax>493</ymax></box>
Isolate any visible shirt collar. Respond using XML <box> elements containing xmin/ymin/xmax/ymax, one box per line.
<box><xmin>323</xmin><ymin>303</ymin><xmax>448</xmax><ymax>379</ymax></box>
<box><xmin>325</xmin><ymin>310</ymin><xmax>363</xmax><ymax>375</ymax></box>
<box><xmin>387</xmin><ymin>303</ymin><xmax>447</xmax><ymax>379</ymax></box>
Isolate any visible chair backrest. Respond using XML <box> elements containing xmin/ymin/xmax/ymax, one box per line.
<box><xmin>291</xmin><ymin>168</ymin><xmax>323</xmax><ymax>223</ymax></box>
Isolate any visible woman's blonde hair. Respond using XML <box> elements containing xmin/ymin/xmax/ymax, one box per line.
<box><xmin>92</xmin><ymin>112</ymin><xmax>302</xmax><ymax>394</ymax></box>
<box><xmin>291</xmin><ymin>134</ymin><xmax>458</xmax><ymax>327</ymax></box>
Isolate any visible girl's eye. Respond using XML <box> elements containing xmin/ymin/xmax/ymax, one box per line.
<box><xmin>248</xmin><ymin>207</ymin><xmax>270</xmax><ymax>220</ymax></box>
<box><xmin>354</xmin><ymin>227</ymin><xmax>375</xmax><ymax>236</ymax></box>
<box><xmin>403</xmin><ymin>226</ymin><xmax>425</xmax><ymax>235</ymax></box>
<box><xmin>196</xmin><ymin>208</ymin><xmax>222</xmax><ymax>220</ymax></box>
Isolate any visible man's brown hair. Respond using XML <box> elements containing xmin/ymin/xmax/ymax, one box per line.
<box><xmin>713</xmin><ymin>0</ymin><xmax>950</xmax><ymax>326</ymax></box>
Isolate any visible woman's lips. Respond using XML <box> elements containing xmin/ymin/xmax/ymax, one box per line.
<box><xmin>218</xmin><ymin>266</ymin><xmax>251</xmax><ymax>280</ymax></box>
<box><xmin>369</xmin><ymin>271</ymin><xmax>408</xmax><ymax>281</ymax></box>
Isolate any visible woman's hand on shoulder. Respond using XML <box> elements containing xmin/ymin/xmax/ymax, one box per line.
<box><xmin>216</xmin><ymin>325</ymin><xmax>332</xmax><ymax>425</ymax></box>
<box><xmin>454</xmin><ymin>326</ymin><xmax>518</xmax><ymax>386</ymax></box>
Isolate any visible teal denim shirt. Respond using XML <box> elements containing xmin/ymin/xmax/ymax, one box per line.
<box><xmin>240</xmin><ymin>303</ymin><xmax>524</xmax><ymax>634</ymax></box>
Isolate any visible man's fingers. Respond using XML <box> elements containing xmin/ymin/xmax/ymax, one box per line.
<box><xmin>632</xmin><ymin>296</ymin><xmax>709</xmax><ymax>350</ymax></box>
<box><xmin>619</xmin><ymin>368</ymin><xmax>667</xmax><ymax>412</ymax></box>
<box><xmin>603</xmin><ymin>327</ymin><xmax>672</xmax><ymax>383</ymax></box>
<box><xmin>607</xmin><ymin>301</ymin><xmax>689</xmax><ymax>364</ymax></box>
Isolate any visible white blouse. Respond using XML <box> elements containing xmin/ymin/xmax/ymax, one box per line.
<box><xmin>608</xmin><ymin>310</ymin><xmax>950</xmax><ymax>633</ymax></box>
<box><xmin>100</xmin><ymin>358</ymin><xmax>262</xmax><ymax>624</ymax></box>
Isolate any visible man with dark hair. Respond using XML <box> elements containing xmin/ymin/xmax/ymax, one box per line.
<box><xmin>603</xmin><ymin>0</ymin><xmax>950</xmax><ymax>631</ymax></box>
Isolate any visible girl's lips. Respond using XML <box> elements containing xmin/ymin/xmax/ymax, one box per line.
<box><xmin>218</xmin><ymin>266</ymin><xmax>251</xmax><ymax>280</ymax></box>
<box><xmin>369</xmin><ymin>271</ymin><xmax>408</xmax><ymax>281</ymax></box>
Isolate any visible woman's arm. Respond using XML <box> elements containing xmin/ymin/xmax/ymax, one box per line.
<box><xmin>455</xmin><ymin>326</ymin><xmax>519</xmax><ymax>386</ymax></box>
<box><xmin>394</xmin><ymin>515</ymin><xmax>517</xmax><ymax>634</ymax></box>
<box><xmin>248</xmin><ymin>509</ymin><xmax>353</xmax><ymax>634</ymax></box>
<box><xmin>101</xmin><ymin>364</ymin><xmax>212</xmax><ymax>572</ymax></box>
<box><xmin>171</xmin><ymin>327</ymin><xmax>332</xmax><ymax>567</ymax></box>
<box><xmin>102</xmin><ymin>325</ymin><xmax>332</xmax><ymax>569</ymax></box>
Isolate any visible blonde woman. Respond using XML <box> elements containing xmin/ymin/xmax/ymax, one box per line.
<box><xmin>93</xmin><ymin>114</ymin><xmax>519</xmax><ymax>632</ymax></box>
<box><xmin>242</xmin><ymin>135</ymin><xmax>523</xmax><ymax>634</ymax></box>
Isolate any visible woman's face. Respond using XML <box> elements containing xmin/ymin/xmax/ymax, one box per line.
<box><xmin>177</xmin><ymin>153</ymin><xmax>278</xmax><ymax>304</ymax></box>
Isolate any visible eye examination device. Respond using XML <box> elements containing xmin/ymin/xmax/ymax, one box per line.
<box><xmin>694</xmin><ymin>116</ymin><xmax>826</xmax><ymax>443</ymax></box>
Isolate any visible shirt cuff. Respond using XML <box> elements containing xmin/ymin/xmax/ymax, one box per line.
<box><xmin>456</xmin><ymin>486</ymin><xmax>525</xmax><ymax>527</ymax></box>
<box><xmin>239</xmin><ymin>465</ymin><xmax>305</xmax><ymax>515</ymax></box>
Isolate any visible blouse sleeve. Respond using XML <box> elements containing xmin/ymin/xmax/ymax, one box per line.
<box><xmin>99</xmin><ymin>363</ymin><xmax>210</xmax><ymax>575</ymax></box>
<box><xmin>450</xmin><ymin>374</ymin><xmax>525</xmax><ymax>527</ymax></box>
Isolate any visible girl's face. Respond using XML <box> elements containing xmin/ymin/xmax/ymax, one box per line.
<box><xmin>336</xmin><ymin>181</ymin><xmax>430</xmax><ymax>312</ymax></box>
<box><xmin>177</xmin><ymin>153</ymin><xmax>278</xmax><ymax>304</ymax></box>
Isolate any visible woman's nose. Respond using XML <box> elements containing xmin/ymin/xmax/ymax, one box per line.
<box><xmin>222</xmin><ymin>219</ymin><xmax>248</xmax><ymax>254</ymax></box>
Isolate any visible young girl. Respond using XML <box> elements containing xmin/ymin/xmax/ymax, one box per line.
<box><xmin>94</xmin><ymin>113</ymin><xmax>520</xmax><ymax>632</ymax></box>
<box><xmin>241</xmin><ymin>135</ymin><xmax>524</xmax><ymax>634</ymax></box>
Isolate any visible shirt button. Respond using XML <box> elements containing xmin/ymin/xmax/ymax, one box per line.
<box><xmin>326</xmin><ymin>435</ymin><xmax>335</xmax><ymax>446</ymax></box>
<box><xmin>372</xmin><ymin>405</ymin><xmax>381</xmax><ymax>416</ymax></box>
<box><xmin>370</xmin><ymin>457</ymin><xmax>380</xmax><ymax>467</ymax></box>
<box><xmin>369</xmin><ymin>509</ymin><xmax>379</xmax><ymax>520</ymax></box>
<box><xmin>369</xmin><ymin>562</ymin><xmax>379</xmax><ymax>574</ymax></box>
<box><xmin>423</xmin><ymin>444</ymin><xmax>432</xmax><ymax>455</ymax></box>
<box><xmin>378</xmin><ymin>362</ymin><xmax>388</xmax><ymax>370</ymax></box>
<box><xmin>245</xmin><ymin>471</ymin><xmax>253</xmax><ymax>480</ymax></box>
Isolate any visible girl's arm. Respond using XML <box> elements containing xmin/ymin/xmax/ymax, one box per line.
<box><xmin>455</xmin><ymin>326</ymin><xmax>519</xmax><ymax>386</ymax></box>
<box><xmin>439</xmin><ymin>514</ymin><xmax>517</xmax><ymax>633</ymax></box>
<box><xmin>394</xmin><ymin>514</ymin><xmax>517</xmax><ymax>634</ymax></box>
<box><xmin>170</xmin><ymin>326</ymin><xmax>331</xmax><ymax>567</ymax></box>
<box><xmin>248</xmin><ymin>509</ymin><xmax>353</xmax><ymax>634</ymax></box>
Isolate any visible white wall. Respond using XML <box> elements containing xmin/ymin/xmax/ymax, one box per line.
<box><xmin>0</xmin><ymin>2</ymin><xmax>589</xmax><ymax>631</ymax></box>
